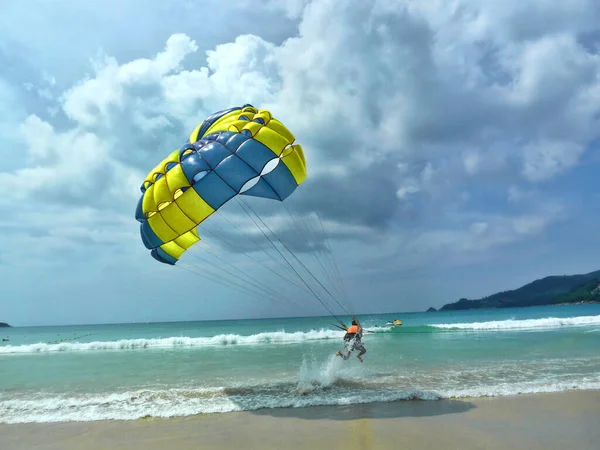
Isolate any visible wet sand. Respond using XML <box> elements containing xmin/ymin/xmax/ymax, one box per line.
<box><xmin>2</xmin><ymin>390</ymin><xmax>599</xmax><ymax>450</ymax></box>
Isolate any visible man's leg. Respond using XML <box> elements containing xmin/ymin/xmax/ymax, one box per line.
<box><xmin>335</xmin><ymin>349</ymin><xmax>351</xmax><ymax>360</ymax></box>
<box><xmin>356</xmin><ymin>345</ymin><xmax>366</xmax><ymax>362</ymax></box>
<box><xmin>336</xmin><ymin>344</ymin><xmax>351</xmax><ymax>360</ymax></box>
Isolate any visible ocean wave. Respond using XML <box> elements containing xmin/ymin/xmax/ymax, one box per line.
<box><xmin>0</xmin><ymin>329</ymin><xmax>346</xmax><ymax>355</ymax></box>
<box><xmin>2</xmin><ymin>378</ymin><xmax>598</xmax><ymax>424</ymax></box>
<box><xmin>2</xmin><ymin>353</ymin><xmax>599</xmax><ymax>424</ymax></box>
<box><xmin>0</xmin><ymin>386</ymin><xmax>437</xmax><ymax>424</ymax></box>
<box><xmin>429</xmin><ymin>314</ymin><xmax>600</xmax><ymax>331</ymax></box>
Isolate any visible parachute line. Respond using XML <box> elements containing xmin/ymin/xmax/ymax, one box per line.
<box><xmin>196</xmin><ymin>224</ymin><xmax>312</xmax><ymax>295</ymax></box>
<box><xmin>236</xmin><ymin>198</ymin><xmax>349</xmax><ymax>326</ymax></box>
<box><xmin>316</xmin><ymin>212</ymin><xmax>348</xmax><ymax>299</ymax></box>
<box><xmin>188</xmin><ymin>242</ymin><xmax>300</xmax><ymax>306</ymax></box>
<box><xmin>179</xmin><ymin>263</ymin><xmax>270</xmax><ymax>303</ymax></box>
<box><xmin>239</xmin><ymin>198</ymin><xmax>350</xmax><ymax>316</ymax></box>
<box><xmin>284</xmin><ymin>204</ymin><xmax>346</xmax><ymax>300</ymax></box>
<box><xmin>280</xmin><ymin>203</ymin><xmax>341</xmax><ymax>297</ymax></box>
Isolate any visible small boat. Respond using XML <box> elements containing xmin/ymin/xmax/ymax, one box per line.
<box><xmin>386</xmin><ymin>319</ymin><xmax>403</xmax><ymax>326</ymax></box>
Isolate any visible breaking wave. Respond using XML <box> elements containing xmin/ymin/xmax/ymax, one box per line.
<box><xmin>0</xmin><ymin>329</ymin><xmax>346</xmax><ymax>355</ymax></box>
<box><xmin>429</xmin><ymin>314</ymin><xmax>600</xmax><ymax>331</ymax></box>
<box><xmin>2</xmin><ymin>372</ymin><xmax>598</xmax><ymax>424</ymax></box>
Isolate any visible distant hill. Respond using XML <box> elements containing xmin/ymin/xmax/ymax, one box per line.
<box><xmin>552</xmin><ymin>279</ymin><xmax>600</xmax><ymax>305</ymax></box>
<box><xmin>0</xmin><ymin>322</ymin><xmax>11</xmax><ymax>328</ymax></box>
<box><xmin>439</xmin><ymin>270</ymin><xmax>600</xmax><ymax>311</ymax></box>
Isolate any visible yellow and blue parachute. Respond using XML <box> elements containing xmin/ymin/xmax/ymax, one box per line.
<box><xmin>135</xmin><ymin>104</ymin><xmax>306</xmax><ymax>265</ymax></box>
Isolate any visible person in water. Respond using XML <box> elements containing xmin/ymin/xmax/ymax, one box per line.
<box><xmin>335</xmin><ymin>319</ymin><xmax>366</xmax><ymax>362</ymax></box>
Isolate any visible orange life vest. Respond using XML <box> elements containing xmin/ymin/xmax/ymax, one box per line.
<box><xmin>346</xmin><ymin>325</ymin><xmax>359</xmax><ymax>334</ymax></box>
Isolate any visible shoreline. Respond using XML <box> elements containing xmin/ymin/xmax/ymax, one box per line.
<box><xmin>2</xmin><ymin>389</ymin><xmax>599</xmax><ymax>450</ymax></box>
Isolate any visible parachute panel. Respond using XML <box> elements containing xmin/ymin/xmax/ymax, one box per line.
<box><xmin>180</xmin><ymin>151</ymin><xmax>210</xmax><ymax>181</ymax></box>
<box><xmin>164</xmin><ymin>163</ymin><xmax>193</xmax><ymax>196</ymax></box>
<box><xmin>151</xmin><ymin>176</ymin><xmax>175</xmax><ymax>211</ymax></box>
<box><xmin>147</xmin><ymin>212</ymin><xmax>179</xmax><ymax>243</ymax></box>
<box><xmin>174</xmin><ymin>188</ymin><xmax>215</xmax><ymax>225</ymax></box>
<box><xmin>159</xmin><ymin>229</ymin><xmax>200</xmax><ymax>260</ymax></box>
<box><xmin>280</xmin><ymin>144</ymin><xmax>307</xmax><ymax>185</ymax></box>
<box><xmin>143</xmin><ymin>149</ymin><xmax>181</xmax><ymax>188</ymax></box>
<box><xmin>159</xmin><ymin>201</ymin><xmax>197</xmax><ymax>235</ymax></box>
<box><xmin>214</xmin><ymin>154</ymin><xmax>260</xmax><ymax>192</ymax></box>
<box><xmin>175</xmin><ymin>228</ymin><xmax>200</xmax><ymax>246</ymax></box>
<box><xmin>159</xmin><ymin>240</ymin><xmax>187</xmax><ymax>260</ymax></box>
<box><xmin>235</xmin><ymin>138</ymin><xmax>279</xmax><ymax>174</ymax></box>
<box><xmin>151</xmin><ymin>247</ymin><xmax>178</xmax><ymax>265</ymax></box>
<box><xmin>258</xmin><ymin>159</ymin><xmax>297</xmax><ymax>201</ymax></box>
<box><xmin>140</xmin><ymin>220</ymin><xmax>164</xmax><ymax>249</ymax></box>
<box><xmin>192</xmin><ymin>171</ymin><xmax>237</xmax><ymax>210</ymax></box>
<box><xmin>189</xmin><ymin>106</ymin><xmax>247</xmax><ymax>143</ymax></box>
<box><xmin>267</xmin><ymin>119</ymin><xmax>295</xmax><ymax>143</ymax></box>
<box><xmin>137</xmin><ymin>103</ymin><xmax>307</xmax><ymax>265</ymax></box>
<box><xmin>195</xmin><ymin>141</ymin><xmax>232</xmax><ymax>168</ymax></box>
<box><xmin>239</xmin><ymin>177</ymin><xmax>281</xmax><ymax>200</ymax></box>
<box><xmin>253</xmin><ymin>125</ymin><xmax>291</xmax><ymax>156</ymax></box>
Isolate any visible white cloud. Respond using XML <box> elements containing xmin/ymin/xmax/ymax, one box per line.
<box><xmin>522</xmin><ymin>140</ymin><xmax>585</xmax><ymax>182</ymax></box>
<box><xmin>266</xmin><ymin>0</ymin><xmax>311</xmax><ymax>19</ymax></box>
<box><xmin>407</xmin><ymin>207</ymin><xmax>564</xmax><ymax>258</ymax></box>
<box><xmin>0</xmin><ymin>78</ymin><xmax>27</xmax><ymax>158</ymax></box>
<box><xmin>469</xmin><ymin>222</ymin><xmax>489</xmax><ymax>235</ymax></box>
<box><xmin>1</xmin><ymin>0</ymin><xmax>598</xmax><ymax>286</ymax></box>
<box><xmin>396</xmin><ymin>162</ymin><xmax>436</xmax><ymax>200</ymax></box>
<box><xmin>464</xmin><ymin>151</ymin><xmax>480</xmax><ymax>175</ymax></box>
<box><xmin>62</xmin><ymin>34</ymin><xmax>198</xmax><ymax>128</ymax></box>
<box><xmin>507</xmin><ymin>185</ymin><xmax>533</xmax><ymax>203</ymax></box>
<box><xmin>396</xmin><ymin>185</ymin><xmax>420</xmax><ymax>200</ymax></box>
<box><xmin>0</xmin><ymin>204</ymin><xmax>142</xmax><ymax>270</ymax></box>
<box><xmin>42</xmin><ymin>71</ymin><xmax>56</xmax><ymax>85</ymax></box>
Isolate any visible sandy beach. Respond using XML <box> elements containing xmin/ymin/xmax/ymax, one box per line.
<box><xmin>2</xmin><ymin>390</ymin><xmax>599</xmax><ymax>450</ymax></box>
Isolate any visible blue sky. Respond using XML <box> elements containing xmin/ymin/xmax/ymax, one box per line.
<box><xmin>1</xmin><ymin>0</ymin><xmax>600</xmax><ymax>326</ymax></box>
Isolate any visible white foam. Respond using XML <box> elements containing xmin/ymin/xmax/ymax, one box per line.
<box><xmin>437</xmin><ymin>378</ymin><xmax>600</xmax><ymax>399</ymax></box>
<box><xmin>0</xmin><ymin>329</ymin><xmax>343</xmax><ymax>355</ymax></box>
<box><xmin>430</xmin><ymin>314</ymin><xmax>600</xmax><ymax>331</ymax></box>
<box><xmin>363</xmin><ymin>326</ymin><xmax>392</xmax><ymax>333</ymax></box>
<box><xmin>296</xmin><ymin>354</ymin><xmax>349</xmax><ymax>394</ymax></box>
<box><xmin>2</xmin><ymin>377</ymin><xmax>599</xmax><ymax>424</ymax></box>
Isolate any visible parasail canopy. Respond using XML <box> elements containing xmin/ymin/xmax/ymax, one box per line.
<box><xmin>135</xmin><ymin>104</ymin><xmax>353</xmax><ymax>327</ymax></box>
<box><xmin>135</xmin><ymin>104</ymin><xmax>306</xmax><ymax>265</ymax></box>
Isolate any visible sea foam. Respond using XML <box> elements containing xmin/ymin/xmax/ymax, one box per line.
<box><xmin>2</xmin><ymin>378</ymin><xmax>599</xmax><ymax>424</ymax></box>
<box><xmin>429</xmin><ymin>314</ymin><xmax>600</xmax><ymax>331</ymax></box>
<box><xmin>0</xmin><ymin>329</ymin><xmax>344</xmax><ymax>355</ymax></box>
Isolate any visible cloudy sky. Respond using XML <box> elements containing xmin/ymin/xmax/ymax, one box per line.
<box><xmin>2</xmin><ymin>0</ymin><xmax>599</xmax><ymax>326</ymax></box>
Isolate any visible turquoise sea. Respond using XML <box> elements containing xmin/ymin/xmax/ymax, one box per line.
<box><xmin>1</xmin><ymin>304</ymin><xmax>599</xmax><ymax>423</ymax></box>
